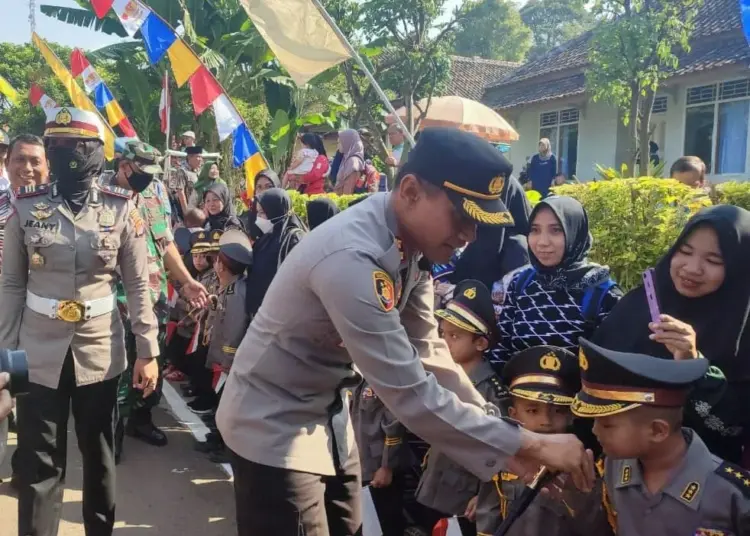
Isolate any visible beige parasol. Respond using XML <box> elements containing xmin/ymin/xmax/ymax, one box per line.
<box><xmin>386</xmin><ymin>95</ymin><xmax>519</xmax><ymax>143</ymax></box>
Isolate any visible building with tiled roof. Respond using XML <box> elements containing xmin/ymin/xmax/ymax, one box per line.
<box><xmin>447</xmin><ymin>56</ymin><xmax>520</xmax><ymax>101</ymax></box>
<box><xmin>482</xmin><ymin>0</ymin><xmax>750</xmax><ymax>182</ymax></box>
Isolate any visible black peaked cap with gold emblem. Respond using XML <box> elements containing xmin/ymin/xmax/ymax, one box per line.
<box><xmin>572</xmin><ymin>338</ymin><xmax>709</xmax><ymax>418</ymax></box>
<box><xmin>502</xmin><ymin>346</ymin><xmax>580</xmax><ymax>406</ymax></box>
<box><xmin>435</xmin><ymin>279</ymin><xmax>497</xmax><ymax>342</ymax></box>
<box><xmin>219</xmin><ymin>229</ymin><xmax>253</xmax><ymax>267</ymax></box>
<box><xmin>401</xmin><ymin>127</ymin><xmax>514</xmax><ymax>227</ymax></box>
<box><xmin>190</xmin><ymin>230</ymin><xmax>221</xmax><ymax>254</ymax></box>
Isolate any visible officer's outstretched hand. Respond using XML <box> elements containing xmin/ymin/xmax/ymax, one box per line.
<box><xmin>134</xmin><ymin>358</ymin><xmax>160</xmax><ymax>398</ymax></box>
<box><xmin>182</xmin><ymin>278</ymin><xmax>209</xmax><ymax>309</ymax></box>
<box><xmin>0</xmin><ymin>372</ymin><xmax>14</xmax><ymax>420</ymax></box>
<box><xmin>509</xmin><ymin>430</ymin><xmax>595</xmax><ymax>492</ymax></box>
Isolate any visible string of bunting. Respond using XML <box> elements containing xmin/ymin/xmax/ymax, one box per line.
<box><xmin>28</xmin><ymin>83</ymin><xmax>58</xmax><ymax>111</ymax></box>
<box><xmin>32</xmin><ymin>32</ymin><xmax>117</xmax><ymax>160</ymax></box>
<box><xmin>70</xmin><ymin>48</ymin><xmax>138</xmax><ymax>138</ymax></box>
<box><xmin>90</xmin><ymin>0</ymin><xmax>268</xmax><ymax>191</ymax></box>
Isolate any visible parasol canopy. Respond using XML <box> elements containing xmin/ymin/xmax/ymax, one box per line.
<box><xmin>386</xmin><ymin>95</ymin><xmax>519</xmax><ymax>143</ymax></box>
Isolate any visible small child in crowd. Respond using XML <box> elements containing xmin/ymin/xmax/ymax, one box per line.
<box><xmin>474</xmin><ymin>345</ymin><xmax>580</xmax><ymax>536</ymax></box>
<box><xmin>565</xmin><ymin>338</ymin><xmax>750</xmax><ymax>535</ymax></box>
<box><xmin>183</xmin><ymin>207</ymin><xmax>207</xmax><ymax>230</ymax></box>
<box><xmin>416</xmin><ymin>280</ymin><xmax>507</xmax><ymax>536</ymax></box>
<box><xmin>670</xmin><ymin>155</ymin><xmax>707</xmax><ymax>190</ymax></box>
<box><xmin>196</xmin><ymin>230</ymin><xmax>253</xmax><ymax>463</ymax></box>
<box><xmin>283</xmin><ymin>133</ymin><xmax>319</xmax><ymax>190</ymax></box>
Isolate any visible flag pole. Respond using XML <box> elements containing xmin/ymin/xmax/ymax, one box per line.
<box><xmin>164</xmin><ymin>68</ymin><xmax>171</xmax><ymax>186</ymax></box>
<box><xmin>308</xmin><ymin>0</ymin><xmax>416</xmax><ymax>147</ymax></box>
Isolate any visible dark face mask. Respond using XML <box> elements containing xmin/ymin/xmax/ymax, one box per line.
<box><xmin>126</xmin><ymin>170</ymin><xmax>154</xmax><ymax>193</ymax></box>
<box><xmin>48</xmin><ymin>146</ymin><xmax>87</xmax><ymax>181</ymax></box>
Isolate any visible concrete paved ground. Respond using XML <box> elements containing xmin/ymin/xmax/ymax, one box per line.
<box><xmin>0</xmin><ymin>401</ymin><xmax>236</xmax><ymax>535</ymax></box>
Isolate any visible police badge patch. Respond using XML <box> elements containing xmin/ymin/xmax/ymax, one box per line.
<box><xmin>372</xmin><ymin>270</ymin><xmax>395</xmax><ymax>312</ymax></box>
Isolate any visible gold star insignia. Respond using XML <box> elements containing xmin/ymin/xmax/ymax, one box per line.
<box><xmin>726</xmin><ymin>467</ymin><xmax>734</xmax><ymax>474</ymax></box>
<box><xmin>744</xmin><ymin>479</ymin><xmax>750</xmax><ymax>486</ymax></box>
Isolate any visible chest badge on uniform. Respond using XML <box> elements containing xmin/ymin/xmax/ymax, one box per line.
<box><xmin>33</xmin><ymin>202</ymin><xmax>51</xmax><ymax>211</ymax></box>
<box><xmin>372</xmin><ymin>270</ymin><xmax>395</xmax><ymax>312</ymax></box>
<box><xmin>30</xmin><ymin>250</ymin><xmax>45</xmax><ymax>269</ymax></box>
<box><xmin>31</xmin><ymin>209</ymin><xmax>52</xmax><ymax>220</ymax></box>
<box><xmin>98</xmin><ymin>208</ymin><xmax>116</xmax><ymax>229</ymax></box>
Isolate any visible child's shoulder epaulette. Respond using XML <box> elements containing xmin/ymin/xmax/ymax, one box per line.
<box><xmin>100</xmin><ymin>183</ymin><xmax>131</xmax><ymax>199</ymax></box>
<box><xmin>15</xmin><ymin>184</ymin><xmax>50</xmax><ymax>199</ymax></box>
<box><xmin>716</xmin><ymin>461</ymin><xmax>750</xmax><ymax>497</ymax></box>
<box><xmin>489</xmin><ymin>374</ymin><xmax>509</xmax><ymax>400</ymax></box>
<box><xmin>226</xmin><ymin>282</ymin><xmax>236</xmax><ymax>295</ymax></box>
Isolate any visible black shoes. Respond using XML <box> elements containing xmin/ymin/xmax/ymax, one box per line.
<box><xmin>126</xmin><ymin>417</ymin><xmax>168</xmax><ymax>447</ymax></box>
<box><xmin>187</xmin><ymin>397</ymin><xmax>216</xmax><ymax>415</ymax></box>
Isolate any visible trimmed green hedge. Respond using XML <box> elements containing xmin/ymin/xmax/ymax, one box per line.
<box><xmin>278</xmin><ymin>179</ymin><xmax>750</xmax><ymax>291</ymax></box>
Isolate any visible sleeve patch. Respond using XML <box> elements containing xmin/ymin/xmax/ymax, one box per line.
<box><xmin>372</xmin><ymin>270</ymin><xmax>395</xmax><ymax>312</ymax></box>
<box><xmin>716</xmin><ymin>462</ymin><xmax>750</xmax><ymax>497</ymax></box>
<box><xmin>129</xmin><ymin>208</ymin><xmax>145</xmax><ymax>237</ymax></box>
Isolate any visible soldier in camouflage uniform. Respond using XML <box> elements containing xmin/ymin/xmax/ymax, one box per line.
<box><xmin>108</xmin><ymin>141</ymin><xmax>208</xmax><ymax>462</ymax></box>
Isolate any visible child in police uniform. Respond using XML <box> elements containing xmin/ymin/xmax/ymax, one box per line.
<box><xmin>475</xmin><ymin>345</ymin><xmax>580</xmax><ymax>536</ymax></box>
<box><xmin>566</xmin><ymin>338</ymin><xmax>750</xmax><ymax>536</ymax></box>
<box><xmin>416</xmin><ymin>280</ymin><xmax>507</xmax><ymax>536</ymax></box>
<box><xmin>198</xmin><ymin>230</ymin><xmax>253</xmax><ymax>462</ymax></box>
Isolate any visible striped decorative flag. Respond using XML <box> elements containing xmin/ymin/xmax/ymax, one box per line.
<box><xmin>0</xmin><ymin>75</ymin><xmax>19</xmax><ymax>104</ymax></box>
<box><xmin>70</xmin><ymin>49</ymin><xmax>102</xmax><ymax>93</ymax></box>
<box><xmin>166</xmin><ymin>282</ymin><xmax>178</xmax><ymax>308</ymax></box>
<box><xmin>28</xmin><ymin>84</ymin><xmax>58</xmax><ymax>111</ymax></box>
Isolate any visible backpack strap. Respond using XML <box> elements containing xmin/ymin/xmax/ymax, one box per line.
<box><xmin>581</xmin><ymin>279</ymin><xmax>617</xmax><ymax>326</ymax></box>
<box><xmin>515</xmin><ymin>267</ymin><xmax>536</xmax><ymax>295</ymax></box>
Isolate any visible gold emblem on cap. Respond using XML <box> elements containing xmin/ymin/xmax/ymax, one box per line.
<box><xmin>55</xmin><ymin>108</ymin><xmax>72</xmax><ymax>126</ymax></box>
<box><xmin>212</xmin><ymin>231</ymin><xmax>222</xmax><ymax>240</ymax></box>
<box><xmin>540</xmin><ymin>353</ymin><xmax>561</xmax><ymax>372</ymax></box>
<box><xmin>488</xmin><ymin>176</ymin><xmax>505</xmax><ymax>195</ymax></box>
<box><xmin>463</xmin><ymin>287</ymin><xmax>477</xmax><ymax>299</ymax></box>
<box><xmin>579</xmin><ymin>348</ymin><xmax>589</xmax><ymax>371</ymax></box>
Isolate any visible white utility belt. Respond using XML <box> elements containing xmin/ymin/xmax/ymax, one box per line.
<box><xmin>26</xmin><ymin>290</ymin><xmax>117</xmax><ymax>323</ymax></box>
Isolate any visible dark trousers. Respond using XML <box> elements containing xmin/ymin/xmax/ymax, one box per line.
<box><xmin>16</xmin><ymin>351</ymin><xmax>118</xmax><ymax>536</ymax></box>
<box><xmin>229</xmin><ymin>447</ymin><xmax>362</xmax><ymax>536</ymax></box>
<box><xmin>365</xmin><ymin>473</ymin><xmax>406</xmax><ymax>536</ymax></box>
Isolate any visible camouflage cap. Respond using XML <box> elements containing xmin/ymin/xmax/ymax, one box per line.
<box><xmin>122</xmin><ymin>140</ymin><xmax>163</xmax><ymax>174</ymax></box>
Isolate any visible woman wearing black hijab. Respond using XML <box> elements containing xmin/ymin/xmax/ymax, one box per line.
<box><xmin>204</xmin><ymin>182</ymin><xmax>242</xmax><ymax>232</ymax></box>
<box><xmin>245</xmin><ymin>188</ymin><xmax>306</xmax><ymax>316</ymax></box>
<box><xmin>306</xmin><ymin>197</ymin><xmax>340</xmax><ymax>230</ymax></box>
<box><xmin>592</xmin><ymin>205</ymin><xmax>750</xmax><ymax>463</ymax></box>
<box><xmin>490</xmin><ymin>196</ymin><xmax>621</xmax><ymax>366</ymax></box>
<box><xmin>242</xmin><ymin>169</ymin><xmax>281</xmax><ymax>240</ymax></box>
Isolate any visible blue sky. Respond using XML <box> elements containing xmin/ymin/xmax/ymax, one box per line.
<box><xmin>3</xmin><ymin>0</ymin><xmax>525</xmax><ymax>51</ymax></box>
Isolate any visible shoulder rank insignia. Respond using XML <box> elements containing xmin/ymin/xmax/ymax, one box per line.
<box><xmin>373</xmin><ymin>270</ymin><xmax>395</xmax><ymax>312</ymax></box>
<box><xmin>716</xmin><ymin>462</ymin><xmax>750</xmax><ymax>497</ymax></box>
<box><xmin>100</xmin><ymin>183</ymin><xmax>132</xmax><ymax>199</ymax></box>
<box><xmin>226</xmin><ymin>282</ymin><xmax>235</xmax><ymax>295</ymax></box>
<box><xmin>15</xmin><ymin>184</ymin><xmax>50</xmax><ymax>199</ymax></box>
<box><xmin>680</xmin><ymin>481</ymin><xmax>700</xmax><ymax>503</ymax></box>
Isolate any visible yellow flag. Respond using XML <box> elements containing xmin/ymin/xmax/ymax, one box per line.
<box><xmin>240</xmin><ymin>0</ymin><xmax>351</xmax><ymax>86</ymax></box>
<box><xmin>32</xmin><ymin>33</ymin><xmax>116</xmax><ymax>160</ymax></box>
<box><xmin>0</xmin><ymin>75</ymin><xmax>19</xmax><ymax>104</ymax></box>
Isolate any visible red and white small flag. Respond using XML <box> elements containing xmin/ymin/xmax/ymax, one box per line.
<box><xmin>186</xmin><ymin>319</ymin><xmax>201</xmax><ymax>354</ymax></box>
<box><xmin>70</xmin><ymin>49</ymin><xmax>102</xmax><ymax>94</ymax></box>
<box><xmin>159</xmin><ymin>72</ymin><xmax>170</xmax><ymax>134</ymax></box>
<box><xmin>29</xmin><ymin>84</ymin><xmax>57</xmax><ymax>111</ymax></box>
<box><xmin>166</xmin><ymin>282</ymin><xmax>178</xmax><ymax>309</ymax></box>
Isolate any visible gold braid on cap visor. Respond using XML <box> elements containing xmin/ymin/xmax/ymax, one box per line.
<box><xmin>462</xmin><ymin>199</ymin><xmax>514</xmax><ymax>225</ymax></box>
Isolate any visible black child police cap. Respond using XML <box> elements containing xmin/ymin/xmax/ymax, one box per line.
<box><xmin>572</xmin><ymin>338</ymin><xmax>709</xmax><ymax>418</ymax></box>
<box><xmin>435</xmin><ymin>279</ymin><xmax>497</xmax><ymax>340</ymax></box>
<box><xmin>401</xmin><ymin>127</ymin><xmax>514</xmax><ymax>227</ymax></box>
<box><xmin>219</xmin><ymin>230</ymin><xmax>253</xmax><ymax>267</ymax></box>
<box><xmin>502</xmin><ymin>346</ymin><xmax>580</xmax><ymax>406</ymax></box>
<box><xmin>190</xmin><ymin>230</ymin><xmax>221</xmax><ymax>254</ymax></box>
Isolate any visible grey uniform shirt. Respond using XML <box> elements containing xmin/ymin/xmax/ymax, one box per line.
<box><xmin>216</xmin><ymin>193</ymin><xmax>522</xmax><ymax>478</ymax></box>
<box><xmin>417</xmin><ymin>360</ymin><xmax>508</xmax><ymax>514</ymax></box>
<box><xmin>571</xmin><ymin>429</ymin><xmax>750</xmax><ymax>536</ymax></box>
<box><xmin>351</xmin><ymin>379</ymin><xmax>411</xmax><ymax>482</ymax></box>
<box><xmin>0</xmin><ymin>182</ymin><xmax>159</xmax><ymax>388</ymax></box>
<box><xmin>206</xmin><ymin>277</ymin><xmax>250</xmax><ymax>371</ymax></box>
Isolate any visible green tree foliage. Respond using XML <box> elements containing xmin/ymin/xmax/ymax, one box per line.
<box><xmin>0</xmin><ymin>42</ymin><xmax>122</xmax><ymax>139</ymax></box>
<box><xmin>453</xmin><ymin>0</ymin><xmax>531</xmax><ymax>61</ymax></box>
<box><xmin>520</xmin><ymin>0</ymin><xmax>593</xmax><ymax>59</ymax></box>
<box><xmin>586</xmin><ymin>0</ymin><xmax>703</xmax><ymax>177</ymax></box>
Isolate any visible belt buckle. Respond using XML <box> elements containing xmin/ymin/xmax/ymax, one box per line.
<box><xmin>57</xmin><ymin>300</ymin><xmax>84</xmax><ymax>322</ymax></box>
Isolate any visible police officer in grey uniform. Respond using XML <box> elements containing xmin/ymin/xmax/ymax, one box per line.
<box><xmin>0</xmin><ymin>107</ymin><xmax>160</xmax><ymax>536</ymax></box>
<box><xmin>216</xmin><ymin>128</ymin><xmax>594</xmax><ymax>536</ymax></box>
<box><xmin>567</xmin><ymin>339</ymin><xmax>750</xmax><ymax>536</ymax></box>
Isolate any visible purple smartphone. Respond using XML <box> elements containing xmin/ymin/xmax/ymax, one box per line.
<box><xmin>642</xmin><ymin>268</ymin><xmax>661</xmax><ymax>324</ymax></box>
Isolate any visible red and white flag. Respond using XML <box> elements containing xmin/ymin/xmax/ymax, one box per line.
<box><xmin>28</xmin><ymin>84</ymin><xmax>57</xmax><ymax>111</ymax></box>
<box><xmin>70</xmin><ymin>49</ymin><xmax>102</xmax><ymax>94</ymax></box>
<box><xmin>186</xmin><ymin>319</ymin><xmax>201</xmax><ymax>354</ymax></box>
<box><xmin>166</xmin><ymin>282</ymin><xmax>178</xmax><ymax>309</ymax></box>
<box><xmin>159</xmin><ymin>72</ymin><xmax>170</xmax><ymax>134</ymax></box>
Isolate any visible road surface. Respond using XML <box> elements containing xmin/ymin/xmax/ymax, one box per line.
<box><xmin>0</xmin><ymin>388</ymin><xmax>236</xmax><ymax>536</ymax></box>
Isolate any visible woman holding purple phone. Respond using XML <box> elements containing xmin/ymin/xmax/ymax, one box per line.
<box><xmin>592</xmin><ymin>204</ymin><xmax>750</xmax><ymax>464</ymax></box>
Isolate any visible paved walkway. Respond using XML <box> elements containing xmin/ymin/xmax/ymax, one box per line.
<box><xmin>0</xmin><ymin>387</ymin><xmax>236</xmax><ymax>536</ymax></box>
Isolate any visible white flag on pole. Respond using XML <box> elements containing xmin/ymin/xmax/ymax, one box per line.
<box><xmin>361</xmin><ymin>486</ymin><xmax>382</xmax><ymax>536</ymax></box>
